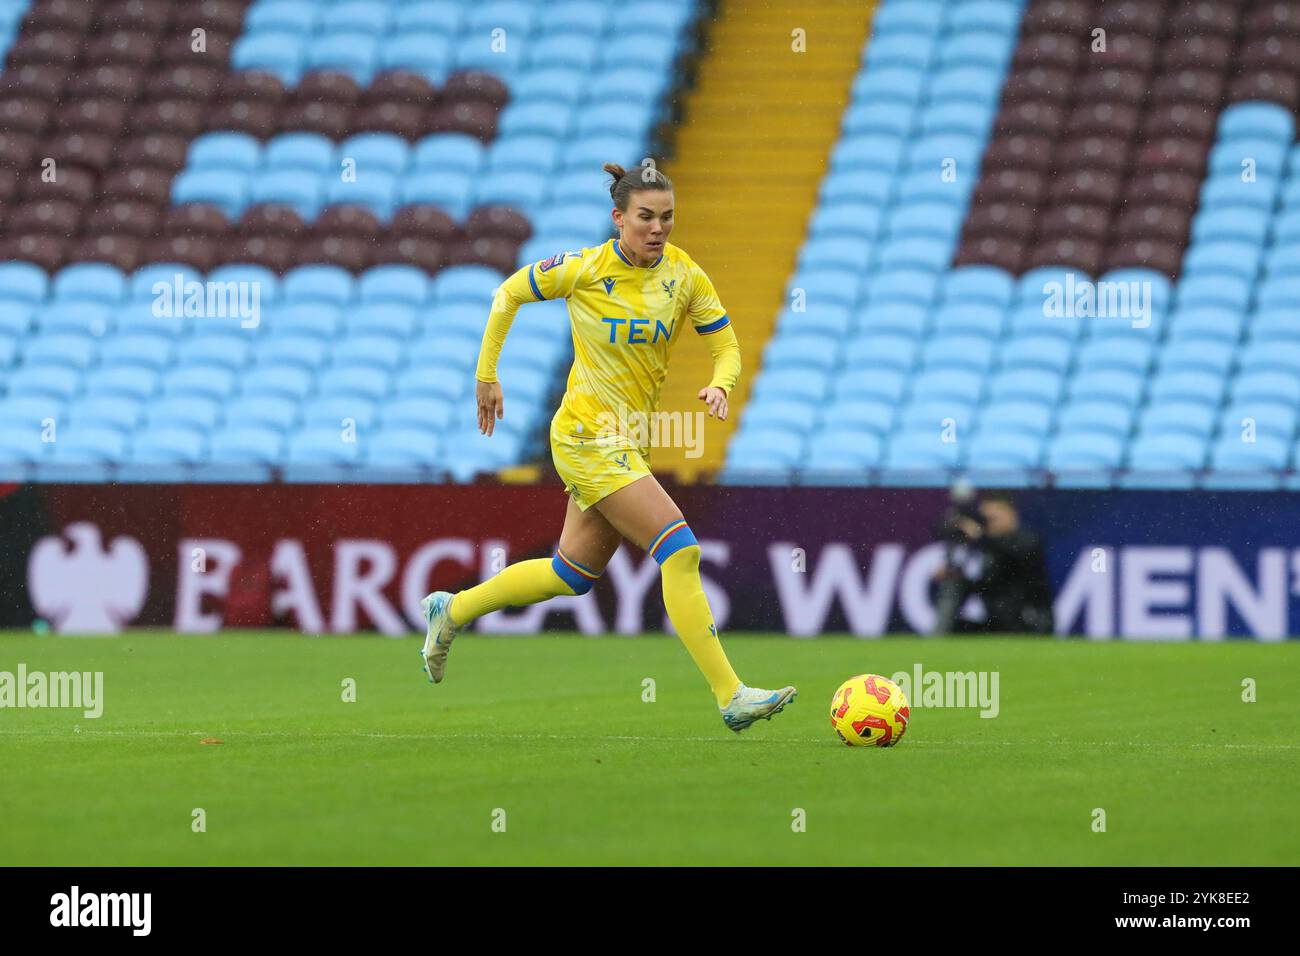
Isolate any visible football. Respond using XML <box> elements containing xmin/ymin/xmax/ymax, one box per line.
<box><xmin>830</xmin><ymin>674</ymin><xmax>910</xmax><ymax>747</ymax></box>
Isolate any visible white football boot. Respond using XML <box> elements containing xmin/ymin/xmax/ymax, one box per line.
<box><xmin>720</xmin><ymin>683</ymin><xmax>798</xmax><ymax>733</ymax></box>
<box><xmin>419</xmin><ymin>591</ymin><xmax>459</xmax><ymax>684</ymax></box>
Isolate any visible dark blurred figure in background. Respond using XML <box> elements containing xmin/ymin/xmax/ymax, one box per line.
<box><xmin>931</xmin><ymin>490</ymin><xmax>1054</xmax><ymax>635</ymax></box>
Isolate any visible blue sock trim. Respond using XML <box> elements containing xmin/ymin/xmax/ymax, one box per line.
<box><xmin>650</xmin><ymin>521</ymin><xmax>697</xmax><ymax>565</ymax></box>
<box><xmin>552</xmin><ymin>549</ymin><xmax>600</xmax><ymax>594</ymax></box>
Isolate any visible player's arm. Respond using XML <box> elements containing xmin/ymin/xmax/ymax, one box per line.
<box><xmin>688</xmin><ymin>267</ymin><xmax>741</xmax><ymax>420</ymax></box>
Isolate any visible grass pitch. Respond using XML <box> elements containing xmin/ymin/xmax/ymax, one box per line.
<box><xmin>1</xmin><ymin>630</ymin><xmax>1296</xmax><ymax>866</ymax></box>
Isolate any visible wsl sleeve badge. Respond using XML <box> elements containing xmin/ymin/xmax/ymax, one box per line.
<box><xmin>539</xmin><ymin>250</ymin><xmax>580</xmax><ymax>272</ymax></box>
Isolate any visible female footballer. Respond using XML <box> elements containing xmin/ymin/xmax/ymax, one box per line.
<box><xmin>418</xmin><ymin>162</ymin><xmax>796</xmax><ymax>733</ymax></box>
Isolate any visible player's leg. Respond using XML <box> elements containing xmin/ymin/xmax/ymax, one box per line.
<box><xmin>593</xmin><ymin>474</ymin><xmax>795</xmax><ymax>730</ymax></box>
<box><xmin>420</xmin><ymin>496</ymin><xmax>620</xmax><ymax>683</ymax></box>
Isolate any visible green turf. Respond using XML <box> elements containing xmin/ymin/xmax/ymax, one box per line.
<box><xmin>0</xmin><ymin>630</ymin><xmax>1296</xmax><ymax>865</ymax></box>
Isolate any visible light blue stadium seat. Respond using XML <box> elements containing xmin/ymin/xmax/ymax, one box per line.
<box><xmin>1166</xmin><ymin>306</ymin><xmax>1244</xmax><ymax>344</ymax></box>
<box><xmin>1272</xmin><ymin>208</ymin><xmax>1300</xmax><ymax>244</ymax></box>
<box><xmin>23</xmin><ymin>333</ymin><xmax>97</xmax><ymax>372</ymax></box>
<box><xmin>833</xmin><ymin>368</ymin><xmax>907</xmax><ymax>405</ymax></box>
<box><xmin>0</xmin><ymin>425</ymin><xmax>49</xmax><ymax>465</ymax></box>
<box><xmin>256</xmin><ymin>335</ymin><xmax>329</xmax><ymax>371</ymax></box>
<box><xmin>1262</xmin><ymin>241</ymin><xmax>1300</xmax><ymax>277</ymax></box>
<box><xmin>146</xmin><ymin>396</ymin><xmax>221</xmax><ymax>432</ymax></box>
<box><xmin>965</xmin><ymin>430</ymin><xmax>1042</xmax><ymax>469</ymax></box>
<box><xmin>898</xmin><ymin>400</ymin><xmax>975</xmax><ymax>437</ymax></box>
<box><xmin>919</xmin><ymin>100</ymin><xmax>994</xmax><ymax>138</ymax></box>
<box><xmin>318</xmin><ymin>366</ymin><xmax>391</xmax><ymax>401</ymax></box>
<box><xmin>321</xmin><ymin>1</ymin><xmax>391</xmax><ymax>34</ymax></box>
<box><xmin>231</xmin><ymin>32</ymin><xmax>305</xmax><ymax>83</ymax></box>
<box><xmin>883</xmin><ymin>432</ymin><xmax>961</xmax><ymax>470</ymax></box>
<box><xmin>0</xmin><ymin>303</ymin><xmax>34</xmax><ymax>338</ymax></box>
<box><xmin>999</xmin><ymin>336</ymin><xmax>1071</xmax><ymax>374</ymax></box>
<box><xmin>1159</xmin><ymin>339</ymin><xmax>1235</xmax><ymax>377</ymax></box>
<box><xmin>1200</xmin><ymin>175</ymin><xmax>1280</xmax><ymax>211</ymax></box>
<box><xmin>725</xmin><ymin>430</ymin><xmax>805</xmax><ymax>471</ymax></box>
<box><xmin>0</xmin><ymin>396</ymin><xmax>65</xmax><ymax>430</ymax></box>
<box><xmin>335</xmin><ymin>133</ymin><xmax>409</xmax><ymax>178</ymax></box>
<box><xmin>937</xmin><ymin>32</ymin><xmax>1012</xmax><ymax>71</ymax></box>
<box><xmin>261</xmin><ymin>304</ymin><xmax>343</xmax><ymax>343</ymax></box>
<box><xmin>820</xmin><ymin>168</ymin><xmax>895</xmax><ymax>206</ymax></box>
<box><xmin>189</xmin><ymin>132</ymin><xmax>261</xmax><ymax>173</ymax></box>
<box><xmin>749</xmin><ymin>369</ymin><xmax>830</xmax><ymax>405</ymax></box>
<box><xmin>872</xmin><ymin>0</ymin><xmax>944</xmax><ymax>35</ymax></box>
<box><xmin>1046</xmin><ymin>431</ymin><xmax>1124</xmax><ymax>470</ymax></box>
<box><xmin>843</xmin><ymin>101</ymin><xmax>915</xmax><ymax>138</ymax></box>
<box><xmin>1218</xmin><ymin>102</ymin><xmax>1295</xmax><ymax>143</ymax></box>
<box><xmin>249</xmin><ymin>170</ymin><xmax>324</xmax><ymax>220</ymax></box>
<box><xmin>865</xmin><ymin>268</ymin><xmax>939</xmax><ymax>308</ymax></box>
<box><xmin>844</xmin><ymin>334</ymin><xmax>917</xmax><ymax>372</ymax></box>
<box><xmin>326</xmin><ymin>172</ymin><xmax>398</xmax><ymax>219</ymax></box>
<box><xmin>525</xmin><ymin>33</ymin><xmax>599</xmax><ymax>70</ymax></box>
<box><xmin>852</xmin><ymin>67</ymin><xmax>926</xmax><ymax>107</ymax></box>
<box><xmin>1232</xmin><ymin>370</ymin><xmax>1300</xmax><ymax>406</ymax></box>
<box><xmin>763</xmin><ymin>335</ymin><xmax>839</xmax><ymax>374</ymax></box>
<box><xmin>224</xmin><ymin>396</ymin><xmax>299</xmax><ymax>432</ymax></box>
<box><xmin>381</xmin><ymin>397</ymin><xmax>455</xmax><ymax>433</ymax></box>
<box><xmin>804</xmin><ymin>430</ymin><xmax>885</xmax><ymax>471</ymax></box>
<box><xmin>50</xmin><ymin>427</ymin><xmax>128</xmax><ymax>464</ymax></box>
<box><xmin>379</xmin><ymin>32</ymin><xmax>453</xmax><ymax>76</ymax></box>
<box><xmin>1209</xmin><ymin>435</ymin><xmax>1290</xmax><ymax>470</ymax></box>
<box><xmin>978</xmin><ymin>401</ymin><xmax>1053</xmax><ymax>439</ymax></box>
<box><xmin>432</xmin><ymin>262</ymin><xmax>505</xmax><ymax>304</ymax></box>
<box><xmin>34</xmin><ymin>302</ymin><xmax>113</xmax><ymax>337</ymax></box>
<box><xmin>855</xmin><ymin>301</ymin><xmax>928</xmax><ymax>338</ymax></box>
<box><xmin>1219</xmin><ymin>402</ymin><xmax>1298</xmax><ymax>441</ymax></box>
<box><xmin>163</xmin><ymin>366</ymin><xmax>238</xmax><ymax>402</ymax></box>
<box><xmin>130</xmin><ymin>427</ymin><xmax>207</xmax><ymax>465</ymax></box>
<box><xmin>306</xmin><ymin>33</ymin><xmax>380</xmax><ymax>82</ymax></box>
<box><xmin>6</xmin><ymin>366</ymin><xmax>80</xmax><ymax>401</ymax></box>
<box><xmin>927</xmin><ymin>67</ymin><xmax>1004</xmax><ymax>108</ymax></box>
<box><xmin>1076</xmin><ymin>338</ymin><xmax>1153</xmax><ymax>376</ymax></box>
<box><xmin>67</xmin><ymin>395</ymin><xmax>141</xmax><ymax>431</ymax></box>
<box><xmin>909</xmin><ymin>369</ymin><xmax>983</xmax><ymax>404</ymax></box>
<box><xmin>742</xmin><ymin>398</ymin><xmax>816</xmax><ymax>436</ymax></box>
<box><xmin>862</xmin><ymin>31</ymin><xmax>935</xmax><ymax>71</ymax></box>
<box><xmin>799</xmin><ymin>237</ymin><xmax>873</xmax><ymax>272</ymax></box>
<box><xmin>333</xmin><ymin>336</ymin><xmax>404</xmax><ymax>372</ymax></box>
<box><xmin>1182</xmin><ymin>241</ymin><xmax>1262</xmax><ymax>281</ymax></box>
<box><xmin>574</xmin><ymin>102</ymin><xmax>652</xmax><ymax>139</ymax></box>
<box><xmin>1148</xmin><ymin>370</ymin><xmax>1225</xmax><ymax>407</ymax></box>
<box><xmin>921</xmin><ymin>335</ymin><xmax>995</xmax><ymax>373</ymax></box>
<box><xmin>1138</xmin><ymin>401</ymin><xmax>1217</xmax><ymax>439</ymax></box>
<box><xmin>1067</xmin><ymin>369</ymin><xmax>1143</xmax><ymax>406</ymax></box>
<box><xmin>894</xmin><ymin>169</ymin><xmax>967</xmax><ymax>206</ymax></box>
<box><xmin>1176</xmin><ymin>274</ymin><xmax>1252</xmax><ymax>313</ymax></box>
<box><xmin>408</xmin><ymin>336</ymin><xmax>478</xmax><ymax>371</ymax></box>
<box><xmin>280</xmin><ymin>264</ymin><xmax>353</xmax><ymax>306</ymax></box>
<box><xmin>400</xmin><ymin>171</ymin><xmax>472</xmax><ymax>216</ymax></box>
<box><xmin>175</xmin><ymin>335</ymin><xmax>251</xmax><ymax>371</ymax></box>
<box><xmin>367</xmin><ymin>428</ymin><xmax>444</xmax><ymax>467</ymax></box>
<box><xmin>302</xmin><ymin>396</ymin><xmax>379</xmax><ymax>430</ymax></box>
<box><xmin>821</xmin><ymin>398</ymin><xmax>895</xmax><ymax>434</ymax></box>
<box><xmin>411</xmin><ymin>133</ymin><xmax>484</xmax><ymax>174</ymax></box>
<box><xmin>53</xmin><ymin>263</ymin><xmax>127</xmax><ymax>303</ymax></box>
<box><xmin>1007</xmin><ymin>301</ymin><xmax>1083</xmax><ymax>341</ymax></box>
<box><xmin>83</xmin><ymin>366</ymin><xmax>158</xmax><ymax>402</ymax></box>
<box><xmin>1251</xmin><ymin>308</ymin><xmax>1300</xmax><ymax>342</ymax></box>
<box><xmin>1056</xmin><ymin>401</ymin><xmax>1133</xmax><ymax>440</ymax></box>
<box><xmin>832</xmin><ymin>134</ymin><xmax>906</xmax><ymax>174</ymax></box>
<box><xmin>1256</xmin><ymin>276</ymin><xmax>1300</xmax><ymax>311</ymax></box>
<box><xmin>988</xmin><ymin>368</ymin><xmax>1063</xmax><ymax>405</ymax></box>
<box><xmin>242</xmin><ymin>365</ymin><xmax>315</xmax><ymax>401</ymax></box>
<box><xmin>907</xmin><ymin>134</ymin><xmax>982</xmax><ymax>173</ymax></box>
<box><xmin>0</xmin><ymin>262</ymin><xmax>50</xmax><ymax>303</ymax></box>
<box><xmin>286</xmin><ymin>427</ymin><xmax>363</xmax><ymax>465</ymax></box>
<box><xmin>1239</xmin><ymin>341</ymin><xmax>1300</xmax><ymax>377</ymax></box>
<box><xmin>949</xmin><ymin>0</ymin><xmax>1022</xmax><ymax>34</ymax></box>
<box><xmin>786</xmin><ymin>270</ymin><xmax>858</xmax><ymax>310</ymax></box>
<box><xmin>1209</xmin><ymin>139</ymin><xmax>1287</xmax><ymax>178</ymax></box>
<box><xmin>886</xmin><ymin>202</ymin><xmax>963</xmax><ymax>240</ymax></box>
<box><xmin>1191</xmin><ymin>207</ymin><xmax>1269</xmax><ymax>245</ymax></box>
<box><xmin>347</xmin><ymin>303</ymin><xmax>419</xmax><ymax>338</ymax></box>
<box><xmin>940</xmin><ymin>265</ymin><xmax>1014</xmax><ymax>308</ymax></box>
<box><xmin>930</xmin><ymin>302</ymin><xmax>1004</xmax><ymax>338</ymax></box>
<box><xmin>587</xmin><ymin>69</ymin><xmax>668</xmax><ymax>108</ymax></box>
<box><xmin>246</xmin><ymin>0</ymin><xmax>319</xmax><ymax>33</ymax></box>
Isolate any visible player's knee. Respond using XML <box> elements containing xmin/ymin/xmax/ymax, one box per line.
<box><xmin>551</xmin><ymin>548</ymin><xmax>603</xmax><ymax>595</ymax></box>
<box><xmin>648</xmin><ymin>519</ymin><xmax>698</xmax><ymax>567</ymax></box>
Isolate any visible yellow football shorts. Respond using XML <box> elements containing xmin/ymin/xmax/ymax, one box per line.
<box><xmin>549</xmin><ymin>421</ymin><xmax>653</xmax><ymax>511</ymax></box>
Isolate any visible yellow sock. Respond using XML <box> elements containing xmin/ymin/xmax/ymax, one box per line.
<box><xmin>651</xmin><ymin>521</ymin><xmax>741</xmax><ymax>707</ymax></box>
<box><xmin>448</xmin><ymin>550</ymin><xmax>599</xmax><ymax>627</ymax></box>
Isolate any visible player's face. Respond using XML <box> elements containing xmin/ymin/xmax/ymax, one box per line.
<box><xmin>615</xmin><ymin>190</ymin><xmax>674</xmax><ymax>264</ymax></box>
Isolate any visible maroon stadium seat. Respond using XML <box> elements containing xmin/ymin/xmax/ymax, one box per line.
<box><xmin>86</xmin><ymin>200</ymin><xmax>163</xmax><ymax>238</ymax></box>
<box><xmin>1068</xmin><ymin>102</ymin><xmax>1140</xmax><ymax>140</ymax></box>
<box><xmin>1162</xmin><ymin>35</ymin><xmax>1233</xmax><ymax>72</ymax></box>
<box><xmin>1100</xmin><ymin>34</ymin><xmax>1157</xmax><ymax>72</ymax></box>
<box><xmin>1048</xmin><ymin>170</ymin><xmax>1121</xmax><ymax>207</ymax></box>
<box><xmin>239</xmin><ymin>204</ymin><xmax>308</xmax><ymax>239</ymax></box>
<box><xmin>1140</xmin><ymin>103</ymin><xmax>1216</xmax><ymax>142</ymax></box>
<box><xmin>294</xmin><ymin>71</ymin><xmax>363</xmax><ymax>107</ymax></box>
<box><xmin>55</xmin><ymin>98</ymin><xmax>131</xmax><ymax>137</ymax></box>
<box><xmin>1</xmin><ymin>64</ymin><xmax>66</xmax><ymax>99</ymax></box>
<box><xmin>72</xmin><ymin>234</ymin><xmax>143</xmax><ymax>271</ymax></box>
<box><xmin>430</xmin><ymin>102</ymin><xmax>500</xmax><ymax>142</ymax></box>
<box><xmin>1114</xmin><ymin>205</ymin><xmax>1192</xmax><ymax>244</ymax></box>
<box><xmin>100</xmin><ymin>166</ymin><xmax>174</xmax><ymax>205</ymax></box>
<box><xmin>157</xmin><ymin>31</ymin><xmax>234</xmax><ymax>66</ymax></box>
<box><xmin>1057</xmin><ymin>135</ymin><xmax>1130</xmax><ymax>174</ymax></box>
<box><xmin>1026</xmin><ymin>237</ymin><xmax>1104</xmax><ymax>275</ymax></box>
<box><xmin>1124</xmin><ymin>171</ymin><xmax>1201</xmax><ymax>208</ymax></box>
<box><xmin>21</xmin><ymin>1</ymin><xmax>95</xmax><ymax>34</ymax></box>
<box><xmin>365</xmin><ymin>71</ymin><xmax>439</xmax><ymax>109</ymax></box>
<box><xmin>1151</xmin><ymin>70</ymin><xmax>1225</xmax><ymax>109</ymax></box>
<box><xmin>217</xmin><ymin>70</ymin><xmax>288</xmax><ymax>107</ymax></box>
<box><xmin>391</xmin><ymin>205</ymin><xmax>458</xmax><ymax>241</ymax></box>
<box><xmin>207</xmin><ymin>100</ymin><xmax>281</xmax><ymax>138</ymax></box>
<box><xmin>85</xmin><ymin>31</ymin><xmax>159</xmax><ymax>66</ymax></box>
<box><xmin>972</xmin><ymin>169</ymin><xmax>1046</xmax><ymax>206</ymax></box>
<box><xmin>964</xmin><ymin>202</ymin><xmax>1037</xmax><ymax>241</ymax></box>
<box><xmin>0</xmin><ymin>96</ymin><xmax>52</xmax><ymax>134</ymax></box>
<box><xmin>172</xmin><ymin>0</ymin><xmax>249</xmax><ymax>36</ymax></box>
<box><xmin>994</xmin><ymin>101</ymin><xmax>1066</xmax><ymax>138</ymax></box>
<box><xmin>314</xmin><ymin>205</ymin><xmax>383</xmax><ymax>240</ymax></box>
<box><xmin>162</xmin><ymin>203</ymin><xmax>230</xmax><ymax>238</ymax></box>
<box><xmin>142</xmin><ymin>235</ymin><xmax>221</xmax><ymax>271</ymax></box>
<box><xmin>278</xmin><ymin>101</ymin><xmax>353</xmax><ymax>139</ymax></box>
<box><xmin>118</xmin><ymin>132</ymin><xmax>191</xmax><ymax>169</ymax></box>
<box><xmin>465</xmin><ymin>205</ymin><xmax>532</xmax><ymax>242</ymax></box>
<box><xmin>130</xmin><ymin>99</ymin><xmax>206</xmax><ymax>136</ymax></box>
<box><xmin>0</xmin><ymin>131</ymin><xmax>40</xmax><ymax>166</ymax></box>
<box><xmin>982</xmin><ymin>134</ymin><xmax>1054</xmax><ymax>173</ymax></box>
<box><xmin>1097</xmin><ymin>1</ymin><xmax>1167</xmax><ymax>35</ymax></box>
<box><xmin>953</xmin><ymin>237</ymin><xmax>1025</xmax><ymax>273</ymax></box>
<box><xmin>70</xmin><ymin>65</ymin><xmax>147</xmax><ymax>100</ymax></box>
<box><xmin>1077</xmin><ymin>69</ymin><xmax>1148</xmax><ymax>105</ymax></box>
<box><xmin>148</xmin><ymin>64</ymin><xmax>223</xmax><ymax>102</ymax></box>
<box><xmin>294</xmin><ymin>236</ymin><xmax>373</xmax><ymax>272</ymax></box>
<box><xmin>44</xmin><ymin>131</ymin><xmax>118</xmax><ymax>172</ymax></box>
<box><xmin>354</xmin><ymin>102</ymin><xmax>428</xmax><ymax>140</ymax></box>
<box><xmin>1002</xmin><ymin>67</ymin><xmax>1073</xmax><ymax>103</ymax></box>
<box><xmin>1169</xmin><ymin>1</ymin><xmax>1240</xmax><ymax>38</ymax></box>
<box><xmin>1021</xmin><ymin>0</ymin><xmax>1093</xmax><ymax>36</ymax></box>
<box><xmin>1105</xmin><ymin>239</ymin><xmax>1183</xmax><ymax>277</ymax></box>
<box><xmin>97</xmin><ymin>0</ymin><xmax>173</xmax><ymax>32</ymax></box>
<box><xmin>22</xmin><ymin>165</ymin><xmax>97</xmax><ymax>204</ymax></box>
<box><xmin>1040</xmin><ymin>204</ymin><xmax>1111</xmax><ymax>242</ymax></box>
<box><xmin>376</xmin><ymin>235</ymin><xmax>445</xmax><ymax>273</ymax></box>
<box><xmin>10</xmin><ymin>198</ymin><xmax>82</xmax><ymax>234</ymax></box>
<box><xmin>0</xmin><ymin>234</ymin><xmax>67</xmax><ymax>271</ymax></box>
<box><xmin>1134</xmin><ymin>138</ymin><xmax>1207</xmax><ymax>178</ymax></box>
<box><xmin>1013</xmin><ymin>34</ymin><xmax>1083</xmax><ymax>72</ymax></box>
<box><xmin>230</xmin><ymin>235</ymin><xmax>297</xmax><ymax>272</ymax></box>
<box><xmin>6</xmin><ymin>30</ymin><xmax>83</xmax><ymax>68</ymax></box>
<box><xmin>1228</xmin><ymin>72</ymin><xmax>1300</xmax><ymax>111</ymax></box>
<box><xmin>442</xmin><ymin>71</ymin><xmax>509</xmax><ymax>110</ymax></box>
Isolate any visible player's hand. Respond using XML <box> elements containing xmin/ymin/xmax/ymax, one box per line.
<box><xmin>698</xmin><ymin>386</ymin><xmax>728</xmax><ymax>421</ymax></box>
<box><xmin>477</xmin><ymin>379</ymin><xmax>504</xmax><ymax>436</ymax></box>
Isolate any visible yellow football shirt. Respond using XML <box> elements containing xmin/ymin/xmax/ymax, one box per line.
<box><xmin>476</xmin><ymin>238</ymin><xmax>741</xmax><ymax>449</ymax></box>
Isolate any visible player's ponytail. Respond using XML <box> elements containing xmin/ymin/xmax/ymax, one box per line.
<box><xmin>603</xmin><ymin>160</ymin><xmax>673</xmax><ymax>211</ymax></box>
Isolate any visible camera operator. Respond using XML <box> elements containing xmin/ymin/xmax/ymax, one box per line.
<box><xmin>930</xmin><ymin>490</ymin><xmax>1055</xmax><ymax>635</ymax></box>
